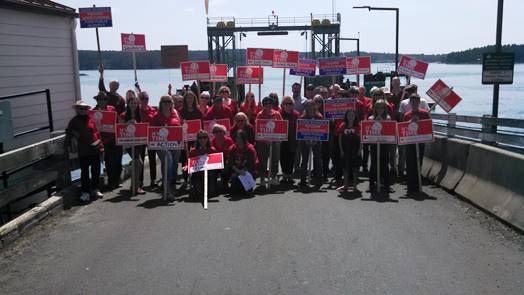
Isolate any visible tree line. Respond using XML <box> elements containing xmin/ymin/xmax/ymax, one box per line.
<box><xmin>78</xmin><ymin>44</ymin><xmax>523</xmax><ymax>70</ymax></box>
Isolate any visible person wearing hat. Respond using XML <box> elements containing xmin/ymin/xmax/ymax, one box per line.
<box><xmin>255</xmin><ymin>96</ymin><xmax>283</xmax><ymax>187</ymax></box>
<box><xmin>66</xmin><ymin>100</ymin><xmax>104</xmax><ymax>202</ymax></box>
<box><xmin>204</xmin><ymin>95</ymin><xmax>234</xmax><ymax>125</ymax></box>
<box><xmin>98</xmin><ymin>65</ymin><xmax>126</xmax><ymax>114</ymax></box>
<box><xmin>93</xmin><ymin>91</ymin><xmax>122</xmax><ymax>190</ymax></box>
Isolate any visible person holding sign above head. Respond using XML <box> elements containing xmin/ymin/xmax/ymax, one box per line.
<box><xmin>368</xmin><ymin>97</ymin><xmax>392</xmax><ymax>192</ymax></box>
<box><xmin>189</xmin><ymin>130</ymin><xmax>217</xmax><ymax>198</ymax></box>
<box><xmin>199</xmin><ymin>91</ymin><xmax>211</xmax><ymax>116</ymax></box>
<box><xmin>66</xmin><ymin>101</ymin><xmax>104</xmax><ymax>202</ymax></box>
<box><xmin>93</xmin><ymin>91</ymin><xmax>122</xmax><ymax>190</ymax></box>
<box><xmin>138</xmin><ymin>91</ymin><xmax>158</xmax><ymax>187</ymax></box>
<box><xmin>205</xmin><ymin>96</ymin><xmax>234</xmax><ymax>125</ymax></box>
<box><xmin>256</xmin><ymin>96</ymin><xmax>283</xmax><ymax>187</ymax></box>
<box><xmin>337</xmin><ymin>109</ymin><xmax>361</xmax><ymax>192</ymax></box>
<box><xmin>218</xmin><ymin>86</ymin><xmax>238</xmax><ymax>115</ymax></box>
<box><xmin>240</xmin><ymin>92</ymin><xmax>259</xmax><ymax>126</ymax></box>
<box><xmin>98</xmin><ymin>65</ymin><xmax>126</xmax><ymax>114</ymax></box>
<box><xmin>228</xmin><ymin>130</ymin><xmax>259</xmax><ymax>196</ymax></box>
<box><xmin>279</xmin><ymin>96</ymin><xmax>300</xmax><ymax>184</ymax></box>
<box><xmin>299</xmin><ymin>99</ymin><xmax>324</xmax><ymax>187</ymax></box>
<box><xmin>152</xmin><ymin>96</ymin><xmax>182</xmax><ymax>199</ymax></box>
<box><xmin>404</xmin><ymin>94</ymin><xmax>431</xmax><ymax>194</ymax></box>
<box><xmin>231</xmin><ymin>112</ymin><xmax>255</xmax><ymax>145</ymax></box>
<box><xmin>211</xmin><ymin>124</ymin><xmax>234</xmax><ymax>192</ymax></box>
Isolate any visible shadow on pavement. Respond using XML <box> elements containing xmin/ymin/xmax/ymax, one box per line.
<box><xmin>103</xmin><ymin>189</ymin><xmax>141</xmax><ymax>203</ymax></box>
<box><xmin>337</xmin><ymin>190</ymin><xmax>363</xmax><ymax>200</ymax></box>
<box><xmin>136</xmin><ymin>198</ymin><xmax>175</xmax><ymax>209</ymax></box>
<box><xmin>400</xmin><ymin>191</ymin><xmax>437</xmax><ymax>201</ymax></box>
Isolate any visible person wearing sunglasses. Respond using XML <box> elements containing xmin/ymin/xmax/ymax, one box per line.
<box><xmin>188</xmin><ymin>130</ymin><xmax>217</xmax><ymax>199</ymax></box>
<box><xmin>227</xmin><ymin>130</ymin><xmax>259</xmax><ymax>196</ymax></box>
<box><xmin>240</xmin><ymin>91</ymin><xmax>259</xmax><ymax>126</ymax></box>
<box><xmin>93</xmin><ymin>91</ymin><xmax>122</xmax><ymax>191</ymax></box>
<box><xmin>199</xmin><ymin>91</ymin><xmax>211</xmax><ymax>116</ymax></box>
<box><xmin>368</xmin><ymin>97</ymin><xmax>392</xmax><ymax>193</ymax></box>
<box><xmin>205</xmin><ymin>96</ymin><xmax>234</xmax><ymax>125</ymax></box>
<box><xmin>138</xmin><ymin>91</ymin><xmax>159</xmax><ymax>188</ymax></box>
<box><xmin>231</xmin><ymin>112</ymin><xmax>255</xmax><ymax>144</ymax></box>
<box><xmin>218</xmin><ymin>86</ymin><xmax>238</xmax><ymax>115</ymax></box>
<box><xmin>66</xmin><ymin>100</ymin><xmax>104</xmax><ymax>202</ymax></box>
<box><xmin>211</xmin><ymin>124</ymin><xmax>234</xmax><ymax>192</ymax></box>
<box><xmin>152</xmin><ymin>96</ymin><xmax>182</xmax><ymax>200</ymax></box>
<box><xmin>279</xmin><ymin>96</ymin><xmax>300</xmax><ymax>184</ymax></box>
<box><xmin>298</xmin><ymin>99</ymin><xmax>324</xmax><ymax>187</ymax></box>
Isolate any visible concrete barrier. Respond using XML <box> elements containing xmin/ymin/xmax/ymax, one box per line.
<box><xmin>421</xmin><ymin>136</ymin><xmax>446</xmax><ymax>182</ymax></box>
<box><xmin>437</xmin><ymin>138</ymin><xmax>470</xmax><ymax>191</ymax></box>
<box><xmin>455</xmin><ymin>143</ymin><xmax>524</xmax><ymax>231</ymax></box>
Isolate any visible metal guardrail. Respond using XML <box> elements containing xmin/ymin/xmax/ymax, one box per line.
<box><xmin>431</xmin><ymin>113</ymin><xmax>524</xmax><ymax>150</ymax></box>
<box><xmin>207</xmin><ymin>13</ymin><xmax>340</xmax><ymax>28</ymax></box>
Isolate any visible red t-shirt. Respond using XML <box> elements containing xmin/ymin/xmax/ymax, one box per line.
<box><xmin>230</xmin><ymin>124</ymin><xmax>255</xmax><ymax>144</ymax></box>
<box><xmin>189</xmin><ymin>146</ymin><xmax>217</xmax><ymax>157</ymax></box>
<box><xmin>205</xmin><ymin>105</ymin><xmax>233</xmax><ymax>124</ymax></box>
<box><xmin>240</xmin><ymin>104</ymin><xmax>260</xmax><ymax>126</ymax></box>
<box><xmin>151</xmin><ymin>111</ymin><xmax>182</xmax><ymax>126</ymax></box>
<box><xmin>228</xmin><ymin>143</ymin><xmax>259</xmax><ymax>175</ymax></box>
<box><xmin>140</xmin><ymin>104</ymin><xmax>157</xmax><ymax>123</ymax></box>
<box><xmin>224</xmin><ymin>99</ymin><xmax>238</xmax><ymax>115</ymax></box>
<box><xmin>211</xmin><ymin>136</ymin><xmax>234</xmax><ymax>158</ymax></box>
<box><xmin>256</xmin><ymin>109</ymin><xmax>283</xmax><ymax>120</ymax></box>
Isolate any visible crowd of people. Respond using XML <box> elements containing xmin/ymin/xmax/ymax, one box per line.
<box><xmin>66</xmin><ymin>67</ymin><xmax>431</xmax><ymax>202</ymax></box>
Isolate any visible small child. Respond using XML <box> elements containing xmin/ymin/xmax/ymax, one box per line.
<box><xmin>337</xmin><ymin>109</ymin><xmax>361</xmax><ymax>191</ymax></box>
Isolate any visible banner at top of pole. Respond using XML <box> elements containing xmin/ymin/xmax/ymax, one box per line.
<box><xmin>180</xmin><ymin>61</ymin><xmax>211</xmax><ymax>81</ymax></box>
<box><xmin>318</xmin><ymin>56</ymin><xmax>347</xmax><ymax>76</ymax></box>
<box><xmin>247</xmin><ymin>48</ymin><xmax>274</xmax><ymax>66</ymax></box>
<box><xmin>290</xmin><ymin>59</ymin><xmax>317</xmax><ymax>77</ymax></box>
<box><xmin>121</xmin><ymin>33</ymin><xmax>146</xmax><ymax>52</ymax></box>
<box><xmin>202</xmin><ymin>64</ymin><xmax>228</xmax><ymax>82</ymax></box>
<box><xmin>79</xmin><ymin>7</ymin><xmax>112</xmax><ymax>28</ymax></box>
<box><xmin>272</xmin><ymin>49</ymin><xmax>299</xmax><ymax>68</ymax></box>
<box><xmin>426</xmin><ymin>79</ymin><xmax>462</xmax><ymax>113</ymax></box>
<box><xmin>345</xmin><ymin>56</ymin><xmax>371</xmax><ymax>75</ymax></box>
<box><xmin>398</xmin><ymin>56</ymin><xmax>429</xmax><ymax>80</ymax></box>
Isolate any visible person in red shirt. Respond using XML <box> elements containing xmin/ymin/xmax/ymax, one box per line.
<box><xmin>240</xmin><ymin>92</ymin><xmax>259</xmax><ymax>126</ymax></box>
<box><xmin>66</xmin><ymin>100</ymin><xmax>104</xmax><ymax>202</ymax></box>
<box><xmin>151</xmin><ymin>95</ymin><xmax>182</xmax><ymax>200</ymax></box>
<box><xmin>230</xmin><ymin>112</ymin><xmax>255</xmax><ymax>145</ymax></box>
<box><xmin>228</xmin><ymin>130</ymin><xmax>259</xmax><ymax>195</ymax></box>
<box><xmin>211</xmin><ymin>124</ymin><xmax>234</xmax><ymax>191</ymax></box>
<box><xmin>180</xmin><ymin>91</ymin><xmax>203</xmax><ymax>187</ymax></box>
<box><xmin>268</xmin><ymin>92</ymin><xmax>282</xmax><ymax>112</ymax></box>
<box><xmin>93</xmin><ymin>91</ymin><xmax>122</xmax><ymax>190</ymax></box>
<box><xmin>279</xmin><ymin>96</ymin><xmax>300</xmax><ymax>184</ymax></box>
<box><xmin>368</xmin><ymin>99</ymin><xmax>392</xmax><ymax>192</ymax></box>
<box><xmin>404</xmin><ymin>94</ymin><xmax>431</xmax><ymax>194</ymax></box>
<box><xmin>138</xmin><ymin>91</ymin><xmax>159</xmax><ymax>187</ymax></box>
<box><xmin>205</xmin><ymin>96</ymin><xmax>234</xmax><ymax>125</ymax></box>
<box><xmin>337</xmin><ymin>109</ymin><xmax>361</xmax><ymax>192</ymax></box>
<box><xmin>218</xmin><ymin>86</ymin><xmax>238</xmax><ymax>115</ymax></box>
<box><xmin>188</xmin><ymin>130</ymin><xmax>217</xmax><ymax>199</ymax></box>
<box><xmin>255</xmin><ymin>96</ymin><xmax>283</xmax><ymax>187</ymax></box>
<box><xmin>199</xmin><ymin>91</ymin><xmax>211</xmax><ymax>117</ymax></box>
<box><xmin>298</xmin><ymin>99</ymin><xmax>324</xmax><ymax>187</ymax></box>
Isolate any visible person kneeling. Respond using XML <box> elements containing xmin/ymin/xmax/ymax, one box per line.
<box><xmin>189</xmin><ymin>130</ymin><xmax>217</xmax><ymax>198</ymax></box>
<box><xmin>228</xmin><ymin>130</ymin><xmax>259</xmax><ymax>195</ymax></box>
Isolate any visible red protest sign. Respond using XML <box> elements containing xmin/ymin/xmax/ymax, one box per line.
<box><xmin>203</xmin><ymin>119</ymin><xmax>231</xmax><ymax>139</ymax></box>
<box><xmin>182</xmin><ymin>119</ymin><xmax>202</xmax><ymax>142</ymax></box>
<box><xmin>397</xmin><ymin>119</ymin><xmax>434</xmax><ymax>145</ymax></box>
<box><xmin>115</xmin><ymin>123</ymin><xmax>149</xmax><ymax>145</ymax></box>
<box><xmin>247</xmin><ymin>48</ymin><xmax>274</xmax><ymax>66</ymax></box>
<box><xmin>398</xmin><ymin>56</ymin><xmax>429</xmax><ymax>79</ymax></box>
<box><xmin>236</xmin><ymin>66</ymin><xmax>264</xmax><ymax>84</ymax></box>
<box><xmin>147</xmin><ymin>126</ymin><xmax>183</xmax><ymax>150</ymax></box>
<box><xmin>180</xmin><ymin>61</ymin><xmax>210</xmax><ymax>81</ymax></box>
<box><xmin>188</xmin><ymin>152</ymin><xmax>225</xmax><ymax>174</ymax></box>
<box><xmin>121</xmin><ymin>33</ymin><xmax>146</xmax><ymax>52</ymax></box>
<box><xmin>272</xmin><ymin>49</ymin><xmax>299</xmax><ymax>68</ymax></box>
<box><xmin>202</xmin><ymin>64</ymin><xmax>228</xmax><ymax>82</ymax></box>
<box><xmin>255</xmin><ymin>119</ymin><xmax>289</xmax><ymax>141</ymax></box>
<box><xmin>323</xmin><ymin>98</ymin><xmax>357</xmax><ymax>120</ymax></box>
<box><xmin>346</xmin><ymin>56</ymin><xmax>371</xmax><ymax>75</ymax></box>
<box><xmin>426</xmin><ymin>79</ymin><xmax>462</xmax><ymax>113</ymax></box>
<box><xmin>361</xmin><ymin>120</ymin><xmax>398</xmax><ymax>144</ymax></box>
<box><xmin>88</xmin><ymin>110</ymin><xmax>116</xmax><ymax>133</ymax></box>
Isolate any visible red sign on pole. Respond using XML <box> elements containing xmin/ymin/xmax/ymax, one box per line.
<box><xmin>203</xmin><ymin>119</ymin><xmax>231</xmax><ymax>139</ymax></box>
<box><xmin>121</xmin><ymin>33</ymin><xmax>146</xmax><ymax>52</ymax></box>
<box><xmin>188</xmin><ymin>152</ymin><xmax>225</xmax><ymax>174</ymax></box>
<box><xmin>180</xmin><ymin>61</ymin><xmax>211</xmax><ymax>81</ymax></box>
<box><xmin>255</xmin><ymin>119</ymin><xmax>289</xmax><ymax>141</ymax></box>
<box><xmin>202</xmin><ymin>64</ymin><xmax>228</xmax><ymax>82</ymax></box>
<box><xmin>147</xmin><ymin>126</ymin><xmax>183</xmax><ymax>150</ymax></box>
<box><xmin>346</xmin><ymin>56</ymin><xmax>371</xmax><ymax>75</ymax></box>
<box><xmin>236</xmin><ymin>66</ymin><xmax>264</xmax><ymax>84</ymax></box>
<box><xmin>398</xmin><ymin>56</ymin><xmax>429</xmax><ymax>79</ymax></box>
<box><xmin>397</xmin><ymin>119</ymin><xmax>434</xmax><ymax>145</ymax></box>
<box><xmin>426</xmin><ymin>79</ymin><xmax>462</xmax><ymax>113</ymax></box>
<box><xmin>247</xmin><ymin>48</ymin><xmax>274</xmax><ymax>66</ymax></box>
<box><xmin>361</xmin><ymin>120</ymin><xmax>398</xmax><ymax>144</ymax></box>
<box><xmin>182</xmin><ymin>119</ymin><xmax>202</xmax><ymax>142</ymax></box>
<box><xmin>272</xmin><ymin>49</ymin><xmax>299</xmax><ymax>68</ymax></box>
<box><xmin>115</xmin><ymin>123</ymin><xmax>149</xmax><ymax>145</ymax></box>
<box><xmin>88</xmin><ymin>110</ymin><xmax>116</xmax><ymax>133</ymax></box>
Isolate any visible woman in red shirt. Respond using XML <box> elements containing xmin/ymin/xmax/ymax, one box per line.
<box><xmin>138</xmin><ymin>91</ymin><xmax>159</xmax><ymax>187</ymax></box>
<box><xmin>218</xmin><ymin>86</ymin><xmax>238</xmax><ymax>115</ymax></box>
<box><xmin>205</xmin><ymin>96</ymin><xmax>233</xmax><ymax>125</ymax></box>
<box><xmin>279</xmin><ymin>96</ymin><xmax>300</xmax><ymax>184</ymax></box>
<box><xmin>151</xmin><ymin>95</ymin><xmax>182</xmax><ymax>200</ymax></box>
<box><xmin>180</xmin><ymin>91</ymin><xmax>203</xmax><ymax>188</ymax></box>
<box><xmin>230</xmin><ymin>112</ymin><xmax>255</xmax><ymax>145</ymax></box>
<box><xmin>240</xmin><ymin>92</ymin><xmax>259</xmax><ymax>126</ymax></box>
<box><xmin>298</xmin><ymin>99</ymin><xmax>324</xmax><ymax>187</ymax></box>
<box><xmin>189</xmin><ymin>130</ymin><xmax>217</xmax><ymax>199</ymax></box>
<box><xmin>255</xmin><ymin>96</ymin><xmax>283</xmax><ymax>187</ymax></box>
<box><xmin>228</xmin><ymin>130</ymin><xmax>259</xmax><ymax>195</ymax></box>
<box><xmin>199</xmin><ymin>91</ymin><xmax>211</xmax><ymax>117</ymax></box>
<box><xmin>368</xmin><ymin>99</ymin><xmax>392</xmax><ymax>192</ymax></box>
<box><xmin>211</xmin><ymin>124</ymin><xmax>234</xmax><ymax>191</ymax></box>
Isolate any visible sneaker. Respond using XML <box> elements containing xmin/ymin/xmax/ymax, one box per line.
<box><xmin>269</xmin><ymin>177</ymin><xmax>279</xmax><ymax>186</ymax></box>
<box><xmin>80</xmin><ymin>192</ymin><xmax>90</xmax><ymax>202</ymax></box>
<box><xmin>137</xmin><ymin>187</ymin><xmax>146</xmax><ymax>195</ymax></box>
<box><xmin>336</xmin><ymin>185</ymin><xmax>348</xmax><ymax>192</ymax></box>
<box><xmin>92</xmin><ymin>189</ymin><xmax>104</xmax><ymax>199</ymax></box>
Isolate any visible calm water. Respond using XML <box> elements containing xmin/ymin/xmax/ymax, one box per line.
<box><xmin>80</xmin><ymin>63</ymin><xmax>524</xmax><ymax>119</ymax></box>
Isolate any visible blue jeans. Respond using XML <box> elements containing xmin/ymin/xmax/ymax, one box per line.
<box><xmin>158</xmin><ymin>150</ymin><xmax>181</xmax><ymax>186</ymax></box>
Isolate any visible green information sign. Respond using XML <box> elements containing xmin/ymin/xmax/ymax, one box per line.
<box><xmin>482</xmin><ymin>52</ymin><xmax>515</xmax><ymax>84</ymax></box>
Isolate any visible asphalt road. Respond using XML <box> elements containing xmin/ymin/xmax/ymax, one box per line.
<box><xmin>1</xmin><ymin>173</ymin><xmax>523</xmax><ymax>295</ymax></box>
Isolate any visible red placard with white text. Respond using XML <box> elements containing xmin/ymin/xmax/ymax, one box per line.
<box><xmin>426</xmin><ymin>79</ymin><xmax>462</xmax><ymax>113</ymax></box>
<box><xmin>247</xmin><ymin>48</ymin><xmax>274</xmax><ymax>66</ymax></box>
<box><xmin>115</xmin><ymin>123</ymin><xmax>149</xmax><ymax>145</ymax></box>
<box><xmin>147</xmin><ymin>126</ymin><xmax>183</xmax><ymax>150</ymax></box>
<box><xmin>121</xmin><ymin>33</ymin><xmax>146</xmax><ymax>52</ymax></box>
<box><xmin>346</xmin><ymin>56</ymin><xmax>371</xmax><ymax>75</ymax></box>
<box><xmin>202</xmin><ymin>64</ymin><xmax>228</xmax><ymax>82</ymax></box>
<box><xmin>88</xmin><ymin>110</ymin><xmax>116</xmax><ymax>133</ymax></box>
<box><xmin>203</xmin><ymin>119</ymin><xmax>231</xmax><ymax>139</ymax></box>
<box><xmin>182</xmin><ymin>119</ymin><xmax>202</xmax><ymax>142</ymax></box>
<box><xmin>188</xmin><ymin>152</ymin><xmax>224</xmax><ymax>174</ymax></box>
<box><xmin>361</xmin><ymin>120</ymin><xmax>398</xmax><ymax>144</ymax></box>
<box><xmin>398</xmin><ymin>56</ymin><xmax>429</xmax><ymax>79</ymax></box>
<box><xmin>236</xmin><ymin>66</ymin><xmax>264</xmax><ymax>84</ymax></box>
<box><xmin>272</xmin><ymin>49</ymin><xmax>299</xmax><ymax>68</ymax></box>
<box><xmin>255</xmin><ymin>119</ymin><xmax>289</xmax><ymax>141</ymax></box>
<box><xmin>180</xmin><ymin>61</ymin><xmax>210</xmax><ymax>81</ymax></box>
<box><xmin>397</xmin><ymin>119</ymin><xmax>434</xmax><ymax>145</ymax></box>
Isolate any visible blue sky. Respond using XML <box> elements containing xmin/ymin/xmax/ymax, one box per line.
<box><xmin>62</xmin><ymin>0</ymin><xmax>524</xmax><ymax>54</ymax></box>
